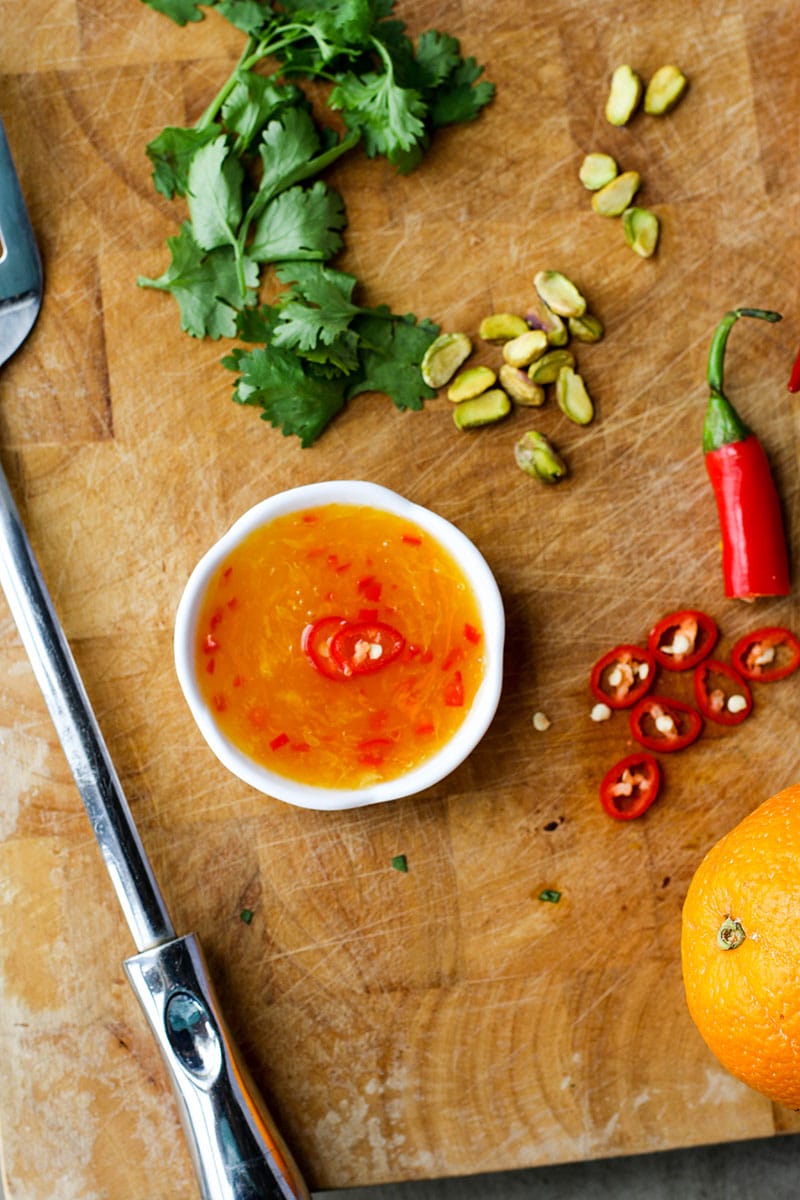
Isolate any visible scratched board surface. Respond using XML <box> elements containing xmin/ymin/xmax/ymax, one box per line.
<box><xmin>1</xmin><ymin>1</ymin><xmax>800</xmax><ymax>1196</ymax></box>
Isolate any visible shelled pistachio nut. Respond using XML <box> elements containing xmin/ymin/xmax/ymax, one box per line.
<box><xmin>524</xmin><ymin>297</ymin><xmax>569</xmax><ymax>346</ymax></box>
<box><xmin>604</xmin><ymin>64</ymin><xmax>643</xmax><ymax>126</ymax></box>
<box><xmin>502</xmin><ymin>329</ymin><xmax>548</xmax><ymax>368</ymax></box>
<box><xmin>421</xmin><ymin>332</ymin><xmax>472</xmax><ymax>388</ymax></box>
<box><xmin>592</xmin><ymin>170</ymin><xmax>640</xmax><ymax>217</ymax></box>
<box><xmin>478</xmin><ymin>312</ymin><xmax>529</xmax><ymax>342</ymax></box>
<box><xmin>499</xmin><ymin>364</ymin><xmax>546</xmax><ymax>407</ymax></box>
<box><xmin>447</xmin><ymin>365</ymin><xmax>497</xmax><ymax>403</ymax></box>
<box><xmin>528</xmin><ymin>348</ymin><xmax>575</xmax><ymax>385</ymax></box>
<box><xmin>515</xmin><ymin>430</ymin><xmax>568</xmax><ymax>483</ymax></box>
<box><xmin>644</xmin><ymin>65</ymin><xmax>688</xmax><ymax>115</ymax></box>
<box><xmin>556</xmin><ymin>366</ymin><xmax>594</xmax><ymax>425</ymax></box>
<box><xmin>453</xmin><ymin>388</ymin><xmax>512</xmax><ymax>430</ymax></box>
<box><xmin>578</xmin><ymin>152</ymin><xmax>618</xmax><ymax>191</ymax></box>
<box><xmin>533</xmin><ymin>270</ymin><xmax>587</xmax><ymax>318</ymax></box>
<box><xmin>622</xmin><ymin>206</ymin><xmax>660</xmax><ymax>257</ymax></box>
<box><xmin>568</xmin><ymin>313</ymin><xmax>604</xmax><ymax>343</ymax></box>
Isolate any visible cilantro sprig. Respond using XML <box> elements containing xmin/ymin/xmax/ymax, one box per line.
<box><xmin>138</xmin><ymin>0</ymin><xmax>494</xmax><ymax>444</ymax></box>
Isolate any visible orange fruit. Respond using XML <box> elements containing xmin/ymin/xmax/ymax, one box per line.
<box><xmin>681</xmin><ymin>782</ymin><xmax>800</xmax><ymax>1107</ymax></box>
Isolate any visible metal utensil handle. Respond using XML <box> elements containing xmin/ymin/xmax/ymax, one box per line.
<box><xmin>0</xmin><ymin>464</ymin><xmax>174</xmax><ymax>949</ymax></box>
<box><xmin>126</xmin><ymin>934</ymin><xmax>309</xmax><ymax>1200</ymax></box>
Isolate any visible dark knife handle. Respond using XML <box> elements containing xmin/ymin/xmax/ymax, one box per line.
<box><xmin>125</xmin><ymin>933</ymin><xmax>309</xmax><ymax>1200</ymax></box>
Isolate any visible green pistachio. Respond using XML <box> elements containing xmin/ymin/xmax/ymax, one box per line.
<box><xmin>568</xmin><ymin>313</ymin><xmax>604</xmax><ymax>343</ymax></box>
<box><xmin>604</xmin><ymin>64</ymin><xmax>643</xmax><ymax>126</ymax></box>
<box><xmin>528</xmin><ymin>349</ymin><xmax>575</xmax><ymax>385</ymax></box>
<box><xmin>622</xmin><ymin>206</ymin><xmax>660</xmax><ymax>257</ymax></box>
<box><xmin>502</xmin><ymin>329</ymin><xmax>548</xmax><ymax>368</ymax></box>
<box><xmin>578</xmin><ymin>152</ymin><xmax>618</xmax><ymax>191</ymax></box>
<box><xmin>447</xmin><ymin>365</ymin><xmax>497</xmax><ymax>403</ymax></box>
<box><xmin>515</xmin><ymin>430</ymin><xmax>568</xmax><ymax>483</ymax></box>
<box><xmin>453</xmin><ymin>388</ymin><xmax>512</xmax><ymax>430</ymax></box>
<box><xmin>533</xmin><ymin>270</ymin><xmax>587</xmax><ymax>318</ymax></box>
<box><xmin>478</xmin><ymin>312</ymin><xmax>530</xmax><ymax>342</ymax></box>
<box><xmin>556</xmin><ymin>366</ymin><xmax>594</xmax><ymax>425</ymax></box>
<box><xmin>591</xmin><ymin>170</ymin><xmax>640</xmax><ymax>217</ymax></box>
<box><xmin>524</xmin><ymin>297</ymin><xmax>569</xmax><ymax>346</ymax></box>
<box><xmin>421</xmin><ymin>332</ymin><xmax>472</xmax><ymax>388</ymax></box>
<box><xmin>499</xmin><ymin>364</ymin><xmax>546</xmax><ymax>407</ymax></box>
<box><xmin>644</xmin><ymin>65</ymin><xmax>688</xmax><ymax>115</ymax></box>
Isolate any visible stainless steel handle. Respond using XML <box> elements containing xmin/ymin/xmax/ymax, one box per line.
<box><xmin>125</xmin><ymin>935</ymin><xmax>309</xmax><ymax>1200</ymax></box>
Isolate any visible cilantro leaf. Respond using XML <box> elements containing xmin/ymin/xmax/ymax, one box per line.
<box><xmin>273</xmin><ymin>262</ymin><xmax>361</xmax><ymax>351</ymax></box>
<box><xmin>138</xmin><ymin>222</ymin><xmax>257</xmax><ymax>339</ymax></box>
<box><xmin>141</xmin><ymin>0</ymin><xmax>207</xmax><ymax>24</ymax></box>
<box><xmin>146</xmin><ymin>126</ymin><xmax>219</xmax><ymax>199</ymax></box>
<box><xmin>226</xmin><ymin>343</ymin><xmax>348</xmax><ymax>446</ymax></box>
<box><xmin>329</xmin><ymin>70</ymin><xmax>426</xmax><ymax>161</ymax></box>
<box><xmin>413</xmin><ymin>30</ymin><xmax>462</xmax><ymax>88</ymax></box>
<box><xmin>258</xmin><ymin>107</ymin><xmax>321</xmax><ymax>199</ymax></box>
<box><xmin>215</xmin><ymin>1</ymin><xmax>273</xmax><ymax>35</ymax></box>
<box><xmin>429</xmin><ymin>58</ymin><xmax>496</xmax><ymax>127</ymax></box>
<box><xmin>187</xmin><ymin>135</ymin><xmax>243</xmax><ymax>251</ymax></box>
<box><xmin>349</xmin><ymin>309</ymin><xmax>438</xmax><ymax>410</ymax></box>
<box><xmin>249</xmin><ymin>182</ymin><xmax>346</xmax><ymax>262</ymax></box>
<box><xmin>221</xmin><ymin>75</ymin><xmax>303</xmax><ymax>154</ymax></box>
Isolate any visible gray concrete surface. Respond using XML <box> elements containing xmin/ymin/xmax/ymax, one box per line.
<box><xmin>318</xmin><ymin>1136</ymin><xmax>800</xmax><ymax>1198</ymax></box>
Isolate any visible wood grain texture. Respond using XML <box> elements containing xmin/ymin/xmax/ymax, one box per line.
<box><xmin>1</xmin><ymin>0</ymin><xmax>800</xmax><ymax>1195</ymax></box>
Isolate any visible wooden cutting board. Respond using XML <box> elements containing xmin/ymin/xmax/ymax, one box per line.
<box><xmin>1</xmin><ymin>1</ymin><xmax>800</xmax><ymax>1195</ymax></box>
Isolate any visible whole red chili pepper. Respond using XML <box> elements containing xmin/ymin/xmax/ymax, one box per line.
<box><xmin>703</xmin><ymin>307</ymin><xmax>790</xmax><ymax>600</ymax></box>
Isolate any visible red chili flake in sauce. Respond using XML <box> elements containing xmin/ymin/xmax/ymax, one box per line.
<box><xmin>444</xmin><ymin>671</ymin><xmax>464</xmax><ymax>707</ymax></box>
<box><xmin>222</xmin><ymin>566</ymin><xmax>233</xmax><ymax>581</ymax></box>
<box><xmin>357</xmin><ymin>575</ymin><xmax>382</xmax><ymax>602</ymax></box>
<box><xmin>210</xmin><ymin>609</ymin><xmax>224</xmax><ymax>629</ymax></box>
<box><xmin>464</xmin><ymin>623</ymin><xmax>481</xmax><ymax>645</ymax></box>
<box><xmin>357</xmin><ymin>737</ymin><xmax>394</xmax><ymax>750</ymax></box>
<box><xmin>402</xmin><ymin>533</ymin><xmax>423</xmax><ymax>545</ymax></box>
<box><xmin>442</xmin><ymin>647</ymin><xmax>464</xmax><ymax>671</ymax></box>
<box><xmin>415</xmin><ymin>721</ymin><xmax>435</xmax><ymax>735</ymax></box>
<box><xmin>291</xmin><ymin>742</ymin><xmax>311</xmax><ymax>752</ymax></box>
<box><xmin>213</xmin><ymin>694</ymin><xmax>227</xmax><ymax>712</ymax></box>
<box><xmin>203</xmin><ymin>634</ymin><xmax>219</xmax><ymax>654</ymax></box>
<box><xmin>206</xmin><ymin>658</ymin><xmax>216</xmax><ymax>674</ymax></box>
<box><xmin>270</xmin><ymin>732</ymin><xmax>290</xmax><ymax>751</ymax></box>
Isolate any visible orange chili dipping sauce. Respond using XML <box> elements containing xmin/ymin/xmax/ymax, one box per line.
<box><xmin>194</xmin><ymin>503</ymin><xmax>487</xmax><ymax>790</ymax></box>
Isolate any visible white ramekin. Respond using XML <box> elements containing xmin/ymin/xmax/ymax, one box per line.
<box><xmin>174</xmin><ymin>481</ymin><xmax>505</xmax><ymax>810</ymax></box>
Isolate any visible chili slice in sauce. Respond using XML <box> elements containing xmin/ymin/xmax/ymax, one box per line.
<box><xmin>693</xmin><ymin>659</ymin><xmax>753</xmax><ymax>725</ymax></box>
<box><xmin>590</xmin><ymin>644</ymin><xmax>656</xmax><ymax>709</ymax></box>
<box><xmin>647</xmin><ymin>609</ymin><xmax>718</xmax><ymax>671</ymax></box>
<box><xmin>302</xmin><ymin>615</ymin><xmax>350</xmax><ymax>680</ymax></box>
<box><xmin>629</xmin><ymin>694</ymin><xmax>703</xmax><ymax>752</ymax></box>
<box><xmin>600</xmin><ymin>753</ymin><xmax>662</xmax><ymax>820</ymax></box>
<box><xmin>730</xmin><ymin>626</ymin><xmax>800</xmax><ymax>682</ymax></box>
<box><xmin>330</xmin><ymin>621</ymin><xmax>405</xmax><ymax>676</ymax></box>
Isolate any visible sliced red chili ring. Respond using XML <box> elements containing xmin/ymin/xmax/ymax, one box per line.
<box><xmin>647</xmin><ymin>609</ymin><xmax>718</xmax><ymax>671</ymax></box>
<box><xmin>730</xmin><ymin>626</ymin><xmax>800</xmax><ymax>682</ymax></box>
<box><xmin>629</xmin><ymin>694</ymin><xmax>703</xmax><ymax>752</ymax></box>
<box><xmin>600</xmin><ymin>753</ymin><xmax>662</xmax><ymax>820</ymax></box>
<box><xmin>302</xmin><ymin>615</ymin><xmax>351</xmax><ymax>680</ymax></box>
<box><xmin>330</xmin><ymin>621</ymin><xmax>405</xmax><ymax>676</ymax></box>
<box><xmin>589</xmin><ymin>644</ymin><xmax>656</xmax><ymax>709</ymax></box>
<box><xmin>693</xmin><ymin>658</ymin><xmax>753</xmax><ymax>725</ymax></box>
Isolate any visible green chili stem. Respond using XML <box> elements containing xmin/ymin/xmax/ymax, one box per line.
<box><xmin>703</xmin><ymin>307</ymin><xmax>782</xmax><ymax>454</ymax></box>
